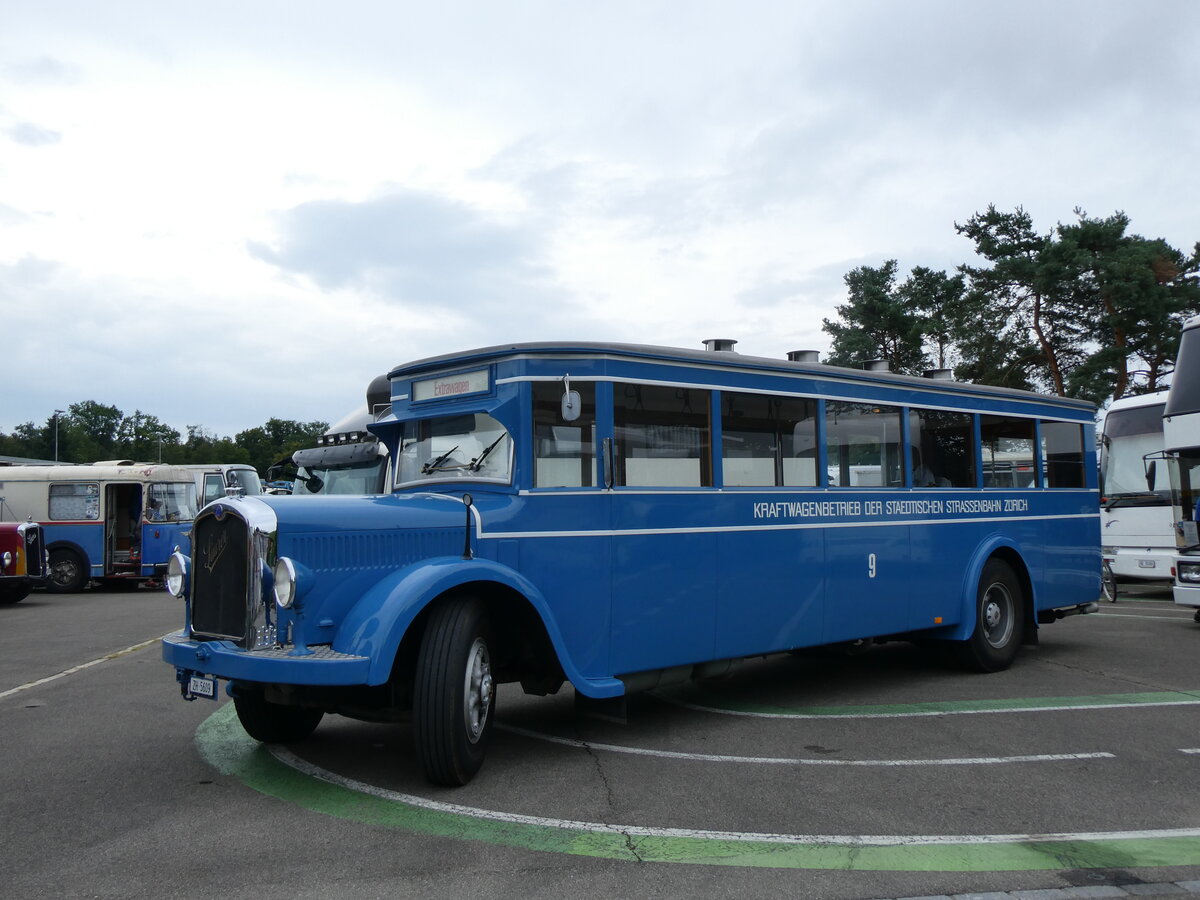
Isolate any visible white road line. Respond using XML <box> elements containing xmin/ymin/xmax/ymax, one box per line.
<box><xmin>268</xmin><ymin>745</ymin><xmax>1200</xmax><ymax>848</ymax></box>
<box><xmin>496</xmin><ymin>723</ymin><xmax>1114</xmax><ymax>767</ymax></box>
<box><xmin>1095</xmin><ymin>612</ymin><xmax>1196</xmax><ymax>620</ymax></box>
<box><xmin>1182</xmin><ymin>749</ymin><xmax>1200</xmax><ymax>755</ymax></box>
<box><xmin>0</xmin><ymin>636</ymin><xmax>162</xmax><ymax>701</ymax></box>
<box><xmin>656</xmin><ymin>695</ymin><xmax>1200</xmax><ymax>720</ymax></box>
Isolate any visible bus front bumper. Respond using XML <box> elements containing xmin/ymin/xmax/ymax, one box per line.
<box><xmin>161</xmin><ymin>631</ymin><xmax>371</xmax><ymax>689</ymax></box>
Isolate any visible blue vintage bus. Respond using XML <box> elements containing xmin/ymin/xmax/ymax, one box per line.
<box><xmin>163</xmin><ymin>340</ymin><xmax>1100</xmax><ymax>785</ymax></box>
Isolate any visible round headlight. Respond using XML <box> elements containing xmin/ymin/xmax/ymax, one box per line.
<box><xmin>0</xmin><ymin>551</ymin><xmax>11</xmax><ymax>572</ymax></box>
<box><xmin>274</xmin><ymin>557</ymin><xmax>297</xmax><ymax>609</ymax></box>
<box><xmin>166</xmin><ymin>551</ymin><xmax>189</xmax><ymax>598</ymax></box>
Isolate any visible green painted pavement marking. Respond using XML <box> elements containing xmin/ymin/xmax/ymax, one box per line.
<box><xmin>195</xmin><ymin>703</ymin><xmax>1200</xmax><ymax>871</ymax></box>
<box><xmin>659</xmin><ymin>689</ymin><xmax>1200</xmax><ymax>719</ymax></box>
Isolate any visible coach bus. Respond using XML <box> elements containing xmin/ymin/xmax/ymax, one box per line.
<box><xmin>0</xmin><ymin>462</ymin><xmax>199</xmax><ymax>592</ymax></box>
<box><xmin>162</xmin><ymin>339</ymin><xmax>1100</xmax><ymax>786</ymax></box>
<box><xmin>1098</xmin><ymin>390</ymin><xmax>1174</xmax><ymax>600</ymax></box>
<box><xmin>1164</xmin><ymin>315</ymin><xmax>1200</xmax><ymax>619</ymax></box>
<box><xmin>268</xmin><ymin>374</ymin><xmax>393</xmax><ymax>496</ymax></box>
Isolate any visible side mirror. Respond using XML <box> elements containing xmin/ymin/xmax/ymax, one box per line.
<box><xmin>1145</xmin><ymin>459</ymin><xmax>1157</xmax><ymax>492</ymax></box>
<box><xmin>561</xmin><ymin>373</ymin><xmax>581</xmax><ymax>422</ymax></box>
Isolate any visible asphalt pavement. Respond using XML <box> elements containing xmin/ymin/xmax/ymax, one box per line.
<box><xmin>2</xmin><ymin>580</ymin><xmax>1199</xmax><ymax>900</ymax></box>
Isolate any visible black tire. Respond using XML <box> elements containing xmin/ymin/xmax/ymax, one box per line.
<box><xmin>233</xmin><ymin>688</ymin><xmax>323</xmax><ymax>744</ymax></box>
<box><xmin>413</xmin><ymin>596</ymin><xmax>495</xmax><ymax>786</ymax></box>
<box><xmin>1101</xmin><ymin>562</ymin><xmax>1117</xmax><ymax>603</ymax></box>
<box><xmin>0</xmin><ymin>583</ymin><xmax>31</xmax><ymax>604</ymax></box>
<box><xmin>953</xmin><ymin>558</ymin><xmax>1025</xmax><ymax>673</ymax></box>
<box><xmin>47</xmin><ymin>548</ymin><xmax>88</xmax><ymax>593</ymax></box>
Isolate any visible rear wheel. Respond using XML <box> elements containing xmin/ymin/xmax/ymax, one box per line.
<box><xmin>47</xmin><ymin>549</ymin><xmax>88</xmax><ymax>593</ymax></box>
<box><xmin>953</xmin><ymin>558</ymin><xmax>1025</xmax><ymax>672</ymax></box>
<box><xmin>413</xmin><ymin>596</ymin><xmax>495</xmax><ymax>786</ymax></box>
<box><xmin>233</xmin><ymin>689</ymin><xmax>323</xmax><ymax>744</ymax></box>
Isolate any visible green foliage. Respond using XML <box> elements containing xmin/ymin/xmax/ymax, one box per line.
<box><xmin>821</xmin><ymin>205</ymin><xmax>1200</xmax><ymax>403</ymax></box>
<box><xmin>0</xmin><ymin>407</ymin><xmax>329</xmax><ymax>474</ymax></box>
<box><xmin>822</xmin><ymin>260</ymin><xmax>930</xmax><ymax>374</ymax></box>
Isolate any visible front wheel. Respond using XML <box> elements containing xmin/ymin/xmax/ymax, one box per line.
<box><xmin>413</xmin><ymin>596</ymin><xmax>495</xmax><ymax>786</ymax></box>
<box><xmin>953</xmin><ymin>558</ymin><xmax>1025</xmax><ymax>672</ymax></box>
<box><xmin>47</xmin><ymin>548</ymin><xmax>88</xmax><ymax>593</ymax></box>
<box><xmin>233</xmin><ymin>689</ymin><xmax>323</xmax><ymax>744</ymax></box>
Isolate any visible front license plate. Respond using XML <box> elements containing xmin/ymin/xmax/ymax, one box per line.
<box><xmin>188</xmin><ymin>675</ymin><xmax>217</xmax><ymax>700</ymax></box>
<box><xmin>1138</xmin><ymin>559</ymin><xmax>1157</xmax><ymax>569</ymax></box>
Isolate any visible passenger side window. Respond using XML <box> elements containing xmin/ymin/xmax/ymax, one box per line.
<box><xmin>909</xmin><ymin>409</ymin><xmax>976</xmax><ymax>488</ymax></box>
<box><xmin>825</xmin><ymin>402</ymin><xmax>903</xmax><ymax>487</ymax></box>
<box><xmin>533</xmin><ymin>381</ymin><xmax>595</xmax><ymax>487</ymax></box>
<box><xmin>49</xmin><ymin>482</ymin><xmax>100</xmax><ymax>520</ymax></box>
<box><xmin>981</xmin><ymin>415</ymin><xmax>1037</xmax><ymax>488</ymax></box>
<box><xmin>614</xmin><ymin>384</ymin><xmax>711</xmax><ymax>487</ymax></box>
<box><xmin>721</xmin><ymin>392</ymin><xmax>818</xmax><ymax>486</ymax></box>
<box><xmin>1041</xmin><ymin>421</ymin><xmax>1085</xmax><ymax>488</ymax></box>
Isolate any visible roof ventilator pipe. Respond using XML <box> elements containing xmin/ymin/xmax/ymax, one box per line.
<box><xmin>703</xmin><ymin>338</ymin><xmax>738</xmax><ymax>352</ymax></box>
<box><xmin>864</xmin><ymin>359</ymin><xmax>890</xmax><ymax>372</ymax></box>
<box><xmin>923</xmin><ymin>369</ymin><xmax>954</xmax><ymax>380</ymax></box>
<box><xmin>787</xmin><ymin>350</ymin><xmax>820</xmax><ymax>363</ymax></box>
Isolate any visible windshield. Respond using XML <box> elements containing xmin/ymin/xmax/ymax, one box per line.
<box><xmin>145</xmin><ymin>482</ymin><xmax>198</xmax><ymax>522</ymax></box>
<box><xmin>395</xmin><ymin>413</ymin><xmax>512</xmax><ymax>487</ymax></box>
<box><xmin>1101</xmin><ymin>404</ymin><xmax>1168</xmax><ymax>503</ymax></box>
<box><xmin>230</xmin><ymin>469</ymin><xmax>262</xmax><ymax>495</ymax></box>
<box><xmin>293</xmin><ymin>457</ymin><xmax>388</xmax><ymax>495</ymax></box>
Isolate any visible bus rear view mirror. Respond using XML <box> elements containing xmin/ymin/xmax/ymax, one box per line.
<box><xmin>561</xmin><ymin>374</ymin><xmax>581</xmax><ymax>422</ymax></box>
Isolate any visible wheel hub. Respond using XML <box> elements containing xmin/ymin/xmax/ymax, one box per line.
<box><xmin>464</xmin><ymin>637</ymin><xmax>493</xmax><ymax>744</ymax></box>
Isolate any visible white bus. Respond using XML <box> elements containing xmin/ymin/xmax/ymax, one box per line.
<box><xmin>287</xmin><ymin>375</ymin><xmax>393</xmax><ymax>495</ymax></box>
<box><xmin>1164</xmin><ymin>315</ymin><xmax>1200</xmax><ymax>619</ymax></box>
<box><xmin>1098</xmin><ymin>390</ymin><xmax>1174</xmax><ymax>600</ymax></box>
<box><xmin>0</xmin><ymin>462</ymin><xmax>201</xmax><ymax>592</ymax></box>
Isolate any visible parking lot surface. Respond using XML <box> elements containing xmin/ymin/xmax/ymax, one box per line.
<box><xmin>2</xmin><ymin>580</ymin><xmax>1198</xmax><ymax>899</ymax></box>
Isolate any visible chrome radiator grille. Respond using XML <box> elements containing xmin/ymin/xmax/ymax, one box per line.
<box><xmin>21</xmin><ymin>523</ymin><xmax>45</xmax><ymax>578</ymax></box>
<box><xmin>189</xmin><ymin>501</ymin><xmax>277</xmax><ymax>649</ymax></box>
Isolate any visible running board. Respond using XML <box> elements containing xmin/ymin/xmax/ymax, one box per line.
<box><xmin>1037</xmin><ymin>601</ymin><xmax>1099</xmax><ymax>624</ymax></box>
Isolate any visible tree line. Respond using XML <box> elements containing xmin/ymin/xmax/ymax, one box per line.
<box><xmin>5</xmin><ymin>204</ymin><xmax>1195</xmax><ymax>469</ymax></box>
<box><xmin>0</xmin><ymin>401</ymin><xmax>328</xmax><ymax>476</ymax></box>
<box><xmin>822</xmin><ymin>206</ymin><xmax>1200</xmax><ymax>404</ymax></box>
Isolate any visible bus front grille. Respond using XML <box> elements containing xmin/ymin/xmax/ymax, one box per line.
<box><xmin>21</xmin><ymin>524</ymin><xmax>46</xmax><ymax>578</ymax></box>
<box><xmin>190</xmin><ymin>512</ymin><xmax>252</xmax><ymax>644</ymax></box>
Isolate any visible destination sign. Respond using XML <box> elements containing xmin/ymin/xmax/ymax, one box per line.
<box><xmin>413</xmin><ymin>369</ymin><xmax>490</xmax><ymax>401</ymax></box>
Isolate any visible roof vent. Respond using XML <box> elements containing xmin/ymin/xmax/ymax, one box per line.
<box><xmin>787</xmin><ymin>350</ymin><xmax>820</xmax><ymax>363</ymax></box>
<box><xmin>703</xmin><ymin>338</ymin><xmax>738</xmax><ymax>353</ymax></box>
<box><xmin>923</xmin><ymin>368</ymin><xmax>954</xmax><ymax>381</ymax></box>
<box><xmin>864</xmin><ymin>359</ymin><xmax>890</xmax><ymax>372</ymax></box>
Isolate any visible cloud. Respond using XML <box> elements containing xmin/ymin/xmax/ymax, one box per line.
<box><xmin>4</xmin><ymin>122</ymin><xmax>62</xmax><ymax>147</ymax></box>
<box><xmin>2</xmin><ymin>55</ymin><xmax>82</xmax><ymax>86</ymax></box>
<box><xmin>247</xmin><ymin>190</ymin><xmax>552</xmax><ymax>308</ymax></box>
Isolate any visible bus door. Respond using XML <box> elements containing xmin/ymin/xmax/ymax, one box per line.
<box><xmin>822</xmin><ymin>402</ymin><xmax>911</xmax><ymax>641</ymax></box>
<box><xmin>104</xmin><ymin>483</ymin><xmax>142</xmax><ymax>576</ymax></box>
<box><xmin>609</xmin><ymin>384</ymin><xmax>716</xmax><ymax>674</ymax></box>
<box><xmin>141</xmin><ymin>481</ymin><xmax>197</xmax><ymax>576</ymax></box>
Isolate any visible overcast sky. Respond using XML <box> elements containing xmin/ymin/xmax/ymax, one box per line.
<box><xmin>3</xmin><ymin>1</ymin><xmax>1198</xmax><ymax>438</ymax></box>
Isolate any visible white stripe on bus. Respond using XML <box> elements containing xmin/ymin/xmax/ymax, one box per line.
<box><xmin>476</xmin><ymin>512</ymin><xmax>1098</xmax><ymax>539</ymax></box>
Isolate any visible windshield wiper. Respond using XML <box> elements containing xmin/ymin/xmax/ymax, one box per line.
<box><xmin>422</xmin><ymin>445</ymin><xmax>460</xmax><ymax>474</ymax></box>
<box><xmin>469</xmin><ymin>434</ymin><xmax>507</xmax><ymax>472</ymax></box>
<box><xmin>1104</xmin><ymin>492</ymin><xmax>1167</xmax><ymax>509</ymax></box>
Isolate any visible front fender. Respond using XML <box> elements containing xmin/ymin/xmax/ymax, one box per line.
<box><xmin>333</xmin><ymin>556</ymin><xmax>623</xmax><ymax>697</ymax></box>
